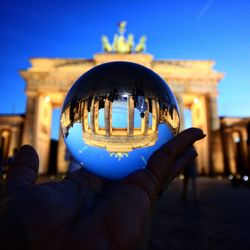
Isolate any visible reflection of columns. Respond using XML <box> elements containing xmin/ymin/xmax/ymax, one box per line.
<box><xmin>104</xmin><ymin>99</ymin><xmax>112</xmax><ymax>136</ymax></box>
<box><xmin>81</xmin><ymin>100</ymin><xmax>88</xmax><ymax>132</ymax></box>
<box><xmin>127</xmin><ymin>96</ymin><xmax>134</xmax><ymax>136</ymax></box>
<box><xmin>57</xmin><ymin>130</ymin><xmax>68</xmax><ymax>173</ymax></box>
<box><xmin>94</xmin><ymin>100</ymin><xmax>99</xmax><ymax>134</ymax></box>
<box><xmin>141</xmin><ymin>98</ymin><xmax>149</xmax><ymax>134</ymax></box>
<box><xmin>90</xmin><ymin>98</ymin><xmax>99</xmax><ymax>134</ymax></box>
<box><xmin>151</xmin><ymin>99</ymin><xmax>159</xmax><ymax>132</ymax></box>
<box><xmin>90</xmin><ymin>98</ymin><xmax>98</xmax><ymax>134</ymax></box>
<box><xmin>175</xmin><ymin>93</ymin><xmax>185</xmax><ymax>131</ymax></box>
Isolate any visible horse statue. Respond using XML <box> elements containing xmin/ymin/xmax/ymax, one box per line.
<box><xmin>135</xmin><ymin>35</ymin><xmax>147</xmax><ymax>53</ymax></box>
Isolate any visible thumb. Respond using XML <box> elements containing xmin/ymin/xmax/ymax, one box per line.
<box><xmin>6</xmin><ymin>145</ymin><xmax>39</xmax><ymax>194</ymax></box>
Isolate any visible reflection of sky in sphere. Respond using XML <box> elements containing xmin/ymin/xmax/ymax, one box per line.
<box><xmin>65</xmin><ymin>120</ymin><xmax>173</xmax><ymax>180</ymax></box>
<box><xmin>112</xmin><ymin>100</ymin><xmax>128</xmax><ymax>128</ymax></box>
<box><xmin>98</xmin><ymin>100</ymin><xmax>152</xmax><ymax>129</ymax></box>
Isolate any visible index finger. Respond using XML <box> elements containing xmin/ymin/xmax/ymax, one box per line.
<box><xmin>161</xmin><ymin>127</ymin><xmax>206</xmax><ymax>160</ymax></box>
<box><xmin>146</xmin><ymin>128</ymin><xmax>206</xmax><ymax>191</ymax></box>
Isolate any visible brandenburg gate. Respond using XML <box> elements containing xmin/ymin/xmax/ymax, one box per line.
<box><xmin>19</xmin><ymin>23</ymin><xmax>224</xmax><ymax>174</ymax></box>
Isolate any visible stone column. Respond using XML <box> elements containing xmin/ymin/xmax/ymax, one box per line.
<box><xmin>206</xmin><ymin>93</ymin><xmax>220</xmax><ymax>175</ymax></box>
<box><xmin>191</xmin><ymin>95</ymin><xmax>209</xmax><ymax>174</ymax></box>
<box><xmin>207</xmin><ymin>93</ymin><xmax>220</xmax><ymax>131</ymax></box>
<box><xmin>0</xmin><ymin>130</ymin><xmax>11</xmax><ymax>159</ymax></box>
<box><xmin>219</xmin><ymin>118</ymin><xmax>231</xmax><ymax>175</ymax></box>
<box><xmin>238</xmin><ymin>129</ymin><xmax>248</xmax><ymax>173</ymax></box>
<box><xmin>22</xmin><ymin>91</ymin><xmax>38</xmax><ymax>146</ymax></box>
<box><xmin>23</xmin><ymin>93</ymin><xmax>53</xmax><ymax>174</ymax></box>
<box><xmin>8</xmin><ymin>127</ymin><xmax>20</xmax><ymax>155</ymax></box>
<box><xmin>247</xmin><ymin>122</ymin><xmax>250</xmax><ymax>174</ymax></box>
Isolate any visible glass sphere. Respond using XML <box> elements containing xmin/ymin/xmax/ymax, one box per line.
<box><xmin>61</xmin><ymin>61</ymin><xmax>180</xmax><ymax>180</ymax></box>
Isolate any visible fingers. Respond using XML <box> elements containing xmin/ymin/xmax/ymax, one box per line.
<box><xmin>117</xmin><ymin>128</ymin><xmax>205</xmax><ymax>205</ymax></box>
<box><xmin>147</xmin><ymin>127</ymin><xmax>206</xmax><ymax>194</ymax></box>
<box><xmin>6</xmin><ymin>145</ymin><xmax>39</xmax><ymax>193</ymax></box>
<box><xmin>161</xmin><ymin>127</ymin><xmax>206</xmax><ymax>159</ymax></box>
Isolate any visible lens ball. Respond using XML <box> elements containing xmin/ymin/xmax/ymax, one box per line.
<box><xmin>61</xmin><ymin>61</ymin><xmax>180</xmax><ymax>179</ymax></box>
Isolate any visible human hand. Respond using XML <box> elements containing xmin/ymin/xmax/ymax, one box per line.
<box><xmin>0</xmin><ymin>128</ymin><xmax>205</xmax><ymax>250</ymax></box>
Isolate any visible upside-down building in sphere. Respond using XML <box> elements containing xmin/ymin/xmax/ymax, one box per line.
<box><xmin>60</xmin><ymin>92</ymin><xmax>179</xmax><ymax>155</ymax></box>
<box><xmin>0</xmin><ymin>22</ymin><xmax>249</xmax><ymax>176</ymax></box>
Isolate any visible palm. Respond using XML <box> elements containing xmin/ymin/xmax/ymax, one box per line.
<box><xmin>0</xmin><ymin>128</ymin><xmax>205</xmax><ymax>250</ymax></box>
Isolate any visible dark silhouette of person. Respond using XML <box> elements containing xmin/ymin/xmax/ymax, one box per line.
<box><xmin>181</xmin><ymin>147</ymin><xmax>199</xmax><ymax>202</ymax></box>
<box><xmin>0</xmin><ymin>128</ymin><xmax>205</xmax><ymax>250</ymax></box>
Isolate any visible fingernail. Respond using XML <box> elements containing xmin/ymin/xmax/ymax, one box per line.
<box><xmin>196</xmin><ymin>129</ymin><xmax>206</xmax><ymax>138</ymax></box>
<box><xmin>193</xmin><ymin>128</ymin><xmax>205</xmax><ymax>136</ymax></box>
<box><xmin>191</xmin><ymin>148</ymin><xmax>198</xmax><ymax>157</ymax></box>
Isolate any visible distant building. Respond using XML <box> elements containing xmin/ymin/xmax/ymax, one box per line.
<box><xmin>219</xmin><ymin>117</ymin><xmax>250</xmax><ymax>176</ymax></box>
<box><xmin>0</xmin><ymin>114</ymin><xmax>24</xmax><ymax>159</ymax></box>
<box><xmin>0</xmin><ymin>23</ymin><xmax>249</xmax><ymax>176</ymax></box>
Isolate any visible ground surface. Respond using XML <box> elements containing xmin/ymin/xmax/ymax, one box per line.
<box><xmin>3</xmin><ymin>175</ymin><xmax>249</xmax><ymax>250</ymax></box>
<box><xmin>149</xmin><ymin>177</ymin><xmax>250</xmax><ymax>250</ymax></box>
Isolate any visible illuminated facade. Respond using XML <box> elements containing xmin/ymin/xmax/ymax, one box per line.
<box><xmin>0</xmin><ymin>115</ymin><xmax>24</xmax><ymax>159</ymax></box>
<box><xmin>0</xmin><ymin>24</ymin><xmax>249</xmax><ymax>176</ymax></box>
<box><xmin>18</xmin><ymin>52</ymin><xmax>224</xmax><ymax>174</ymax></box>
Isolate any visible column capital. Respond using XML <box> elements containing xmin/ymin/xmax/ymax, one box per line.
<box><xmin>26</xmin><ymin>90</ymin><xmax>38</xmax><ymax>97</ymax></box>
<box><xmin>207</xmin><ymin>91</ymin><xmax>219</xmax><ymax>98</ymax></box>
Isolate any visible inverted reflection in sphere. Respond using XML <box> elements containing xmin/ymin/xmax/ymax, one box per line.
<box><xmin>61</xmin><ymin>62</ymin><xmax>180</xmax><ymax>180</ymax></box>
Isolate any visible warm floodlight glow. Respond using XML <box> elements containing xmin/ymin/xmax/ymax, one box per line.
<box><xmin>44</xmin><ymin>96</ymin><xmax>51</xmax><ymax>103</ymax></box>
<box><xmin>193</xmin><ymin>97</ymin><xmax>200</xmax><ymax>104</ymax></box>
<box><xmin>179</xmin><ymin>174</ymin><xmax>184</xmax><ymax>180</ymax></box>
<box><xmin>232</xmin><ymin>132</ymin><xmax>240</xmax><ymax>143</ymax></box>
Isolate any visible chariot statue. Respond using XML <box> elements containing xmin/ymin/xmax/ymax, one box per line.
<box><xmin>101</xmin><ymin>21</ymin><xmax>147</xmax><ymax>53</ymax></box>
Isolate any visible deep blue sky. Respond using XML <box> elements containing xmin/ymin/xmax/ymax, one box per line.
<box><xmin>1</xmin><ymin>0</ymin><xmax>250</xmax><ymax>119</ymax></box>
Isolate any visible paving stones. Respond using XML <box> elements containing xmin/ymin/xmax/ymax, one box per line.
<box><xmin>149</xmin><ymin>178</ymin><xmax>250</xmax><ymax>250</ymax></box>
